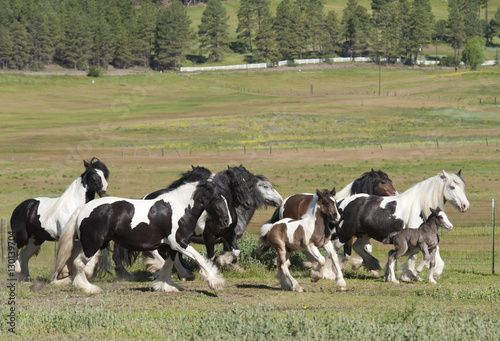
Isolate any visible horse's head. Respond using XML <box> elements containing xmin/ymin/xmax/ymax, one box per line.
<box><xmin>372</xmin><ymin>169</ymin><xmax>397</xmax><ymax>196</ymax></box>
<box><xmin>226</xmin><ymin>165</ymin><xmax>255</xmax><ymax>210</ymax></box>
<box><xmin>429</xmin><ymin>207</ymin><xmax>453</xmax><ymax>231</ymax></box>
<box><xmin>441</xmin><ymin>170</ymin><xmax>469</xmax><ymax>213</ymax></box>
<box><xmin>82</xmin><ymin>157</ymin><xmax>109</xmax><ymax>198</ymax></box>
<box><xmin>316</xmin><ymin>188</ymin><xmax>340</xmax><ymax>224</ymax></box>
<box><xmin>194</xmin><ymin>181</ymin><xmax>232</xmax><ymax>228</ymax></box>
<box><xmin>255</xmin><ymin>175</ymin><xmax>283</xmax><ymax>207</ymax></box>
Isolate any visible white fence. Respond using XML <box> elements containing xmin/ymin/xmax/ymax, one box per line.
<box><xmin>180</xmin><ymin>57</ymin><xmax>496</xmax><ymax>72</ymax></box>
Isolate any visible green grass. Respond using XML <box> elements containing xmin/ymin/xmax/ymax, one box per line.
<box><xmin>1</xmin><ymin>63</ymin><xmax>499</xmax><ymax>339</ymax></box>
<box><xmin>1</xmin><ymin>234</ymin><xmax>498</xmax><ymax>339</ymax></box>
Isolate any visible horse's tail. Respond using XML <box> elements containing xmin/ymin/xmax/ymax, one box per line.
<box><xmin>256</xmin><ymin>223</ymin><xmax>274</xmax><ymax>254</ymax></box>
<box><xmin>143</xmin><ymin>250</ymin><xmax>165</xmax><ymax>273</ymax></box>
<box><xmin>382</xmin><ymin>232</ymin><xmax>398</xmax><ymax>245</ymax></box>
<box><xmin>267</xmin><ymin>207</ymin><xmax>281</xmax><ymax>224</ymax></box>
<box><xmin>10</xmin><ymin>200</ymin><xmax>32</xmax><ymax>249</ymax></box>
<box><xmin>53</xmin><ymin>208</ymin><xmax>81</xmax><ymax>281</ymax></box>
<box><xmin>94</xmin><ymin>245</ymin><xmax>112</xmax><ymax>278</ymax></box>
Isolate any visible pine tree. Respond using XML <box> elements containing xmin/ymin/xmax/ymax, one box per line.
<box><xmin>273</xmin><ymin>0</ymin><xmax>302</xmax><ymax>60</ymax></box>
<box><xmin>155</xmin><ymin>0</ymin><xmax>193</xmax><ymax>70</ymax></box>
<box><xmin>9</xmin><ymin>20</ymin><xmax>30</xmax><ymax>70</ymax></box>
<box><xmin>300</xmin><ymin>0</ymin><xmax>326</xmax><ymax>55</ymax></box>
<box><xmin>237</xmin><ymin>0</ymin><xmax>257</xmax><ymax>51</ymax></box>
<box><xmin>61</xmin><ymin>8</ymin><xmax>92</xmax><ymax>69</ymax></box>
<box><xmin>447</xmin><ymin>0</ymin><xmax>467</xmax><ymax>70</ymax></box>
<box><xmin>198</xmin><ymin>0</ymin><xmax>230</xmax><ymax>62</ymax></box>
<box><xmin>408</xmin><ymin>0</ymin><xmax>434</xmax><ymax>63</ymax></box>
<box><xmin>378</xmin><ymin>1</ymin><xmax>404</xmax><ymax>62</ymax></box>
<box><xmin>135</xmin><ymin>0</ymin><xmax>158</xmax><ymax>67</ymax></box>
<box><xmin>341</xmin><ymin>0</ymin><xmax>371</xmax><ymax>59</ymax></box>
<box><xmin>254</xmin><ymin>9</ymin><xmax>278</xmax><ymax>64</ymax></box>
<box><xmin>0</xmin><ymin>26</ymin><xmax>13</xmax><ymax>69</ymax></box>
<box><xmin>322</xmin><ymin>10</ymin><xmax>341</xmax><ymax>58</ymax></box>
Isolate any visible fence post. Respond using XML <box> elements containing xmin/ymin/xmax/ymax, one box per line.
<box><xmin>1</xmin><ymin>218</ymin><xmax>7</xmax><ymax>266</ymax></box>
<box><xmin>493</xmin><ymin>199</ymin><xmax>496</xmax><ymax>274</ymax></box>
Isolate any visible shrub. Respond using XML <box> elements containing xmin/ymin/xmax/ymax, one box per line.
<box><xmin>87</xmin><ymin>66</ymin><xmax>102</xmax><ymax>77</ymax></box>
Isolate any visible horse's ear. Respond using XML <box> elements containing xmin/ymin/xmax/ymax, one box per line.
<box><xmin>457</xmin><ymin>169</ymin><xmax>462</xmax><ymax>177</ymax></box>
<box><xmin>429</xmin><ymin>207</ymin><xmax>436</xmax><ymax>215</ymax></box>
<box><xmin>316</xmin><ymin>189</ymin><xmax>322</xmax><ymax>197</ymax></box>
<box><xmin>330</xmin><ymin>187</ymin><xmax>336</xmax><ymax>196</ymax></box>
<box><xmin>441</xmin><ymin>170</ymin><xmax>449</xmax><ymax>179</ymax></box>
<box><xmin>83</xmin><ymin>160</ymin><xmax>90</xmax><ymax>169</ymax></box>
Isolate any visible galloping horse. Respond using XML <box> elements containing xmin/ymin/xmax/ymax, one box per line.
<box><xmin>335</xmin><ymin>170</ymin><xmax>469</xmax><ymax>282</ymax></box>
<box><xmin>259</xmin><ymin>188</ymin><xmax>342</xmax><ymax>292</ymax></box>
<box><xmin>268</xmin><ymin>169</ymin><xmax>397</xmax><ymax>277</ymax></box>
<box><xmin>382</xmin><ymin>207</ymin><xmax>453</xmax><ymax>284</ymax></box>
<box><xmin>10</xmin><ymin>158</ymin><xmax>109</xmax><ymax>281</ymax></box>
<box><xmin>53</xmin><ymin>180</ymin><xmax>231</xmax><ymax>293</ymax></box>
<box><xmin>142</xmin><ymin>166</ymin><xmax>282</xmax><ymax>280</ymax></box>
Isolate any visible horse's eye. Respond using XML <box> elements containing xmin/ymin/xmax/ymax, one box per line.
<box><xmin>381</xmin><ymin>181</ymin><xmax>386</xmax><ymax>185</ymax></box>
<box><xmin>450</xmin><ymin>186</ymin><xmax>455</xmax><ymax>190</ymax></box>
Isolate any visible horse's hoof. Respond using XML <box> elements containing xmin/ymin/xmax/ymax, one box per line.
<box><xmin>371</xmin><ymin>270</ymin><xmax>380</xmax><ymax>277</ymax></box>
<box><xmin>414</xmin><ymin>276</ymin><xmax>424</xmax><ymax>282</ymax></box>
<box><xmin>400</xmin><ymin>274</ymin><xmax>412</xmax><ymax>282</ymax></box>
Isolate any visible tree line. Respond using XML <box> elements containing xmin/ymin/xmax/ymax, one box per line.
<box><xmin>0</xmin><ymin>0</ymin><xmax>498</xmax><ymax>71</ymax></box>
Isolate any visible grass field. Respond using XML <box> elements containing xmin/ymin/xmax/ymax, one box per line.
<box><xmin>0</xmin><ymin>64</ymin><xmax>499</xmax><ymax>339</ymax></box>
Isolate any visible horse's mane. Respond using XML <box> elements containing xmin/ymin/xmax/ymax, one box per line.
<box><xmin>83</xmin><ymin>157</ymin><xmax>110</xmax><ymax>180</ymax></box>
<box><xmin>222</xmin><ymin>165</ymin><xmax>257</xmax><ymax>208</ymax></box>
<box><xmin>143</xmin><ymin>166</ymin><xmax>212</xmax><ymax>199</ymax></box>
<box><xmin>350</xmin><ymin>169</ymin><xmax>389</xmax><ymax>195</ymax></box>
<box><xmin>395</xmin><ymin>172</ymin><xmax>464</xmax><ymax>226</ymax></box>
<box><xmin>167</xmin><ymin>166</ymin><xmax>212</xmax><ymax>190</ymax></box>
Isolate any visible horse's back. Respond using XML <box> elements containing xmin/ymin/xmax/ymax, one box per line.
<box><xmin>338</xmin><ymin>194</ymin><xmax>404</xmax><ymax>243</ymax></box>
<box><xmin>281</xmin><ymin>193</ymin><xmax>315</xmax><ymax>220</ymax></box>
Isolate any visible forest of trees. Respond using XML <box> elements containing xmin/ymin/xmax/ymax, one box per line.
<box><xmin>0</xmin><ymin>0</ymin><xmax>498</xmax><ymax>71</ymax></box>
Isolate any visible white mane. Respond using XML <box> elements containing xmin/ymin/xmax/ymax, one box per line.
<box><xmin>37</xmin><ymin>177</ymin><xmax>88</xmax><ymax>236</ymax></box>
<box><xmin>387</xmin><ymin>171</ymin><xmax>466</xmax><ymax>229</ymax></box>
<box><xmin>334</xmin><ymin>182</ymin><xmax>353</xmax><ymax>201</ymax></box>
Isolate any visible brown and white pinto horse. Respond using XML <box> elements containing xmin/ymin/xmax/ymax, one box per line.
<box><xmin>269</xmin><ymin>169</ymin><xmax>397</xmax><ymax>276</ymax></box>
<box><xmin>259</xmin><ymin>188</ymin><xmax>342</xmax><ymax>292</ymax></box>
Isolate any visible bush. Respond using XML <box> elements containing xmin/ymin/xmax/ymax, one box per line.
<box><xmin>440</xmin><ymin>55</ymin><xmax>456</xmax><ymax>67</ymax></box>
<box><xmin>87</xmin><ymin>66</ymin><xmax>102</xmax><ymax>77</ymax></box>
<box><xmin>29</xmin><ymin>61</ymin><xmax>45</xmax><ymax>71</ymax></box>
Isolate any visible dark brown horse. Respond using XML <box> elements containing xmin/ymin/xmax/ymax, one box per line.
<box><xmin>268</xmin><ymin>169</ymin><xmax>397</xmax><ymax>277</ymax></box>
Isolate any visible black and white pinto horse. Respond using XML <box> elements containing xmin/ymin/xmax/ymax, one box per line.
<box><xmin>53</xmin><ymin>180</ymin><xmax>232</xmax><ymax>293</ymax></box>
<box><xmin>269</xmin><ymin>169</ymin><xmax>397</xmax><ymax>279</ymax></box>
<box><xmin>140</xmin><ymin>166</ymin><xmax>282</xmax><ymax>280</ymax></box>
<box><xmin>10</xmin><ymin>158</ymin><xmax>109</xmax><ymax>281</ymax></box>
<box><xmin>335</xmin><ymin>170</ymin><xmax>469</xmax><ymax>282</ymax></box>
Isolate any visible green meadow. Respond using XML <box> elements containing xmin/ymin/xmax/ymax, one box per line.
<box><xmin>0</xmin><ymin>64</ymin><xmax>499</xmax><ymax>339</ymax></box>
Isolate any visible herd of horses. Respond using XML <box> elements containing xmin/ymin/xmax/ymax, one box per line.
<box><xmin>9</xmin><ymin>157</ymin><xmax>470</xmax><ymax>293</ymax></box>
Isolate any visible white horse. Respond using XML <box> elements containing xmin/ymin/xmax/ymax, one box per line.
<box><xmin>10</xmin><ymin>158</ymin><xmax>109</xmax><ymax>281</ymax></box>
<box><xmin>335</xmin><ymin>170</ymin><xmax>469</xmax><ymax>282</ymax></box>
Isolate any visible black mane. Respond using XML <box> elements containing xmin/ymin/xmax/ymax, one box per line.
<box><xmin>350</xmin><ymin>169</ymin><xmax>390</xmax><ymax>195</ymax></box>
<box><xmin>143</xmin><ymin>166</ymin><xmax>212</xmax><ymax>200</ymax></box>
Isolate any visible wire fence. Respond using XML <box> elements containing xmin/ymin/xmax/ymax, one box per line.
<box><xmin>369</xmin><ymin>199</ymin><xmax>498</xmax><ymax>275</ymax></box>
